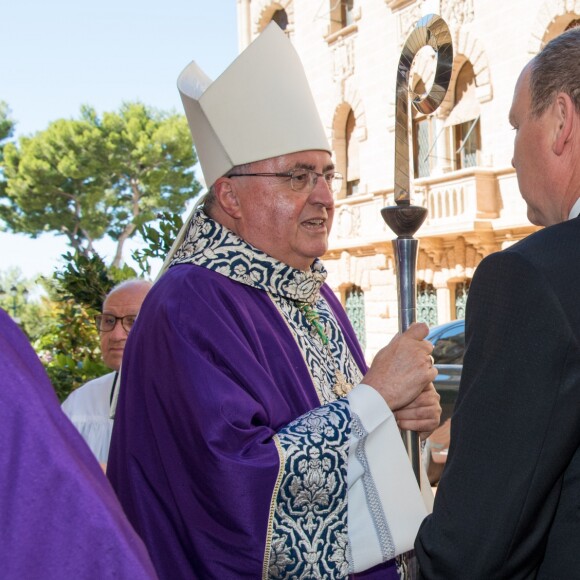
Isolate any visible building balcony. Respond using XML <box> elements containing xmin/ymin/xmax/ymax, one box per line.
<box><xmin>415</xmin><ymin>167</ymin><xmax>501</xmax><ymax>236</ymax></box>
<box><xmin>328</xmin><ymin>167</ymin><xmax>511</xmax><ymax>253</ymax></box>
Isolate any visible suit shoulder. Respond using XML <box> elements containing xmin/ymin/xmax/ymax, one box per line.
<box><xmin>479</xmin><ymin>219</ymin><xmax>579</xmax><ymax>271</ymax></box>
<box><xmin>509</xmin><ymin>218</ymin><xmax>579</xmax><ymax>253</ymax></box>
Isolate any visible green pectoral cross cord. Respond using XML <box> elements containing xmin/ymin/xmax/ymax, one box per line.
<box><xmin>296</xmin><ymin>301</ymin><xmax>353</xmax><ymax>398</ymax></box>
<box><xmin>296</xmin><ymin>302</ymin><xmax>329</xmax><ymax>345</ymax></box>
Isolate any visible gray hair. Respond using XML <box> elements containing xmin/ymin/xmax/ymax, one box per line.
<box><xmin>204</xmin><ymin>163</ymin><xmax>253</xmax><ymax>216</ymax></box>
<box><xmin>529</xmin><ymin>26</ymin><xmax>580</xmax><ymax>117</ymax></box>
<box><xmin>203</xmin><ymin>187</ymin><xmax>217</xmax><ymax>214</ymax></box>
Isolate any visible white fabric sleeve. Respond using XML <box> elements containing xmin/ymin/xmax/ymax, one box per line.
<box><xmin>346</xmin><ymin>383</ymin><xmax>433</xmax><ymax>573</ymax></box>
<box><xmin>61</xmin><ymin>374</ymin><xmax>115</xmax><ymax>464</ymax></box>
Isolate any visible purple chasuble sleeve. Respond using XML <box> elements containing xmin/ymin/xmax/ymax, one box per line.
<box><xmin>0</xmin><ymin>308</ymin><xmax>157</xmax><ymax>579</ymax></box>
<box><xmin>109</xmin><ymin>264</ymin><xmax>381</xmax><ymax>579</ymax></box>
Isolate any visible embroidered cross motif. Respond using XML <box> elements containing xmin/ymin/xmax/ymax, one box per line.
<box><xmin>296</xmin><ymin>302</ymin><xmax>354</xmax><ymax>398</ymax></box>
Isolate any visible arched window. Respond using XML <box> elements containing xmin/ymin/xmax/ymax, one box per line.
<box><xmin>345</xmin><ymin>109</ymin><xmax>360</xmax><ymax>196</ymax></box>
<box><xmin>345</xmin><ymin>285</ymin><xmax>366</xmax><ymax>351</ymax></box>
<box><xmin>447</xmin><ymin>62</ymin><xmax>481</xmax><ymax>170</ymax></box>
<box><xmin>417</xmin><ymin>282</ymin><xmax>438</xmax><ymax>327</ymax></box>
<box><xmin>272</xmin><ymin>9</ymin><xmax>289</xmax><ymax>30</ymax></box>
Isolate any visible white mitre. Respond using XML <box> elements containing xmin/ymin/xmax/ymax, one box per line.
<box><xmin>177</xmin><ymin>22</ymin><xmax>330</xmax><ymax>188</ymax></box>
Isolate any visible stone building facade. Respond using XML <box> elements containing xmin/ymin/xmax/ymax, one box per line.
<box><xmin>236</xmin><ymin>0</ymin><xmax>580</xmax><ymax>360</ymax></box>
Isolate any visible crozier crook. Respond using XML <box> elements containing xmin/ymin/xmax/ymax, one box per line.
<box><xmin>381</xmin><ymin>14</ymin><xmax>453</xmax><ymax>484</ymax></box>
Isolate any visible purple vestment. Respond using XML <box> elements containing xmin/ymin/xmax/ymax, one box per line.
<box><xmin>0</xmin><ymin>308</ymin><xmax>157</xmax><ymax>579</ymax></box>
<box><xmin>108</xmin><ymin>210</ymin><xmax>401</xmax><ymax>579</ymax></box>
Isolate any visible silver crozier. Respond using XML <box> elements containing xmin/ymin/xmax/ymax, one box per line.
<box><xmin>381</xmin><ymin>14</ymin><xmax>453</xmax><ymax>484</ymax></box>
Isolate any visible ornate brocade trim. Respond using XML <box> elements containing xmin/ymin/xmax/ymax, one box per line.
<box><xmin>263</xmin><ymin>438</ymin><xmax>286</xmax><ymax>580</ymax></box>
<box><xmin>170</xmin><ymin>208</ymin><xmax>326</xmax><ymax>305</ymax></box>
<box><xmin>269</xmin><ymin>294</ymin><xmax>362</xmax><ymax>406</ymax></box>
<box><xmin>268</xmin><ymin>401</ymin><xmax>351</xmax><ymax>579</ymax></box>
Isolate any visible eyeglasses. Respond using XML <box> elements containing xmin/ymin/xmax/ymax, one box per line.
<box><xmin>94</xmin><ymin>314</ymin><xmax>137</xmax><ymax>333</ymax></box>
<box><xmin>228</xmin><ymin>168</ymin><xmax>344</xmax><ymax>195</ymax></box>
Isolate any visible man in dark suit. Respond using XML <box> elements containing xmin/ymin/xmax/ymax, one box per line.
<box><xmin>415</xmin><ymin>26</ymin><xmax>580</xmax><ymax>578</ymax></box>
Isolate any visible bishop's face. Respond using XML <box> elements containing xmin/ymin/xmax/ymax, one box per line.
<box><xmin>227</xmin><ymin>150</ymin><xmax>336</xmax><ymax>271</ymax></box>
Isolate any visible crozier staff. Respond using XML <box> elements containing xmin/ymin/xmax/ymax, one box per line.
<box><xmin>109</xmin><ymin>22</ymin><xmax>439</xmax><ymax>579</ymax></box>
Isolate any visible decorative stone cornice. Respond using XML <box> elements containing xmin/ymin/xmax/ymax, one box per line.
<box><xmin>384</xmin><ymin>0</ymin><xmax>416</xmax><ymax>12</ymax></box>
<box><xmin>441</xmin><ymin>0</ymin><xmax>475</xmax><ymax>29</ymax></box>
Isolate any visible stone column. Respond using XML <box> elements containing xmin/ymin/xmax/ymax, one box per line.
<box><xmin>435</xmin><ymin>283</ymin><xmax>452</xmax><ymax>324</ymax></box>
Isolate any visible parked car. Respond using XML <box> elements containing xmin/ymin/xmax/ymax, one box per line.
<box><xmin>425</xmin><ymin>319</ymin><xmax>465</xmax><ymax>483</ymax></box>
<box><xmin>427</xmin><ymin>319</ymin><xmax>465</xmax><ymax>424</ymax></box>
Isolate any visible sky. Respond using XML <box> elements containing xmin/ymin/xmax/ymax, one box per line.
<box><xmin>1</xmin><ymin>0</ymin><xmax>238</xmax><ymax>281</ymax></box>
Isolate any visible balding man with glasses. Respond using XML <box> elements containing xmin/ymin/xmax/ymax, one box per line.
<box><xmin>62</xmin><ymin>278</ymin><xmax>152</xmax><ymax>470</ymax></box>
<box><xmin>109</xmin><ymin>23</ymin><xmax>440</xmax><ymax>579</ymax></box>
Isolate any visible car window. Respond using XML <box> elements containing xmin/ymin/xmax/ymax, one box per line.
<box><xmin>432</xmin><ymin>325</ymin><xmax>465</xmax><ymax>364</ymax></box>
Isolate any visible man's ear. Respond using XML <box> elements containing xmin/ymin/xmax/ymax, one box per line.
<box><xmin>213</xmin><ymin>177</ymin><xmax>242</xmax><ymax>219</ymax></box>
<box><xmin>553</xmin><ymin>93</ymin><xmax>575</xmax><ymax>156</ymax></box>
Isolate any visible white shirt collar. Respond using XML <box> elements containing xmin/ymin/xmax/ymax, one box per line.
<box><xmin>569</xmin><ymin>197</ymin><xmax>580</xmax><ymax>219</ymax></box>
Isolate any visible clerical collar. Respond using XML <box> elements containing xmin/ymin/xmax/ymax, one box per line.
<box><xmin>569</xmin><ymin>197</ymin><xmax>580</xmax><ymax>220</ymax></box>
<box><xmin>169</xmin><ymin>208</ymin><xmax>327</xmax><ymax>305</ymax></box>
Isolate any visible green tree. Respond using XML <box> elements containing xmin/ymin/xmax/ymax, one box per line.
<box><xmin>0</xmin><ymin>267</ymin><xmax>46</xmax><ymax>339</ymax></box>
<box><xmin>0</xmin><ymin>101</ymin><xmax>15</xmax><ymax>152</ymax></box>
<box><xmin>43</xmin><ymin>210</ymin><xmax>190</xmax><ymax>400</ymax></box>
<box><xmin>132</xmin><ymin>210</ymin><xmax>185</xmax><ymax>277</ymax></box>
<box><xmin>35</xmin><ymin>294</ymin><xmax>108</xmax><ymax>402</ymax></box>
<box><xmin>39</xmin><ymin>251</ymin><xmax>142</xmax><ymax>401</ymax></box>
<box><xmin>0</xmin><ymin>102</ymin><xmax>15</xmax><ymax>199</ymax></box>
<box><xmin>1</xmin><ymin>102</ymin><xmax>200</xmax><ymax>266</ymax></box>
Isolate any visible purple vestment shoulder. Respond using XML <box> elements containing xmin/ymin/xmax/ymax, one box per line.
<box><xmin>109</xmin><ymin>263</ymin><xmax>373</xmax><ymax>578</ymax></box>
<box><xmin>0</xmin><ymin>308</ymin><xmax>157</xmax><ymax>579</ymax></box>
